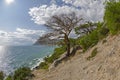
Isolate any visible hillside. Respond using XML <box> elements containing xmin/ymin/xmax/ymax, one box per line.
<box><xmin>33</xmin><ymin>34</ymin><xmax>120</xmax><ymax>80</ymax></box>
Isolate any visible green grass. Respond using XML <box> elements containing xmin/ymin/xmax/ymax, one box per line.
<box><xmin>39</xmin><ymin>62</ymin><xmax>49</xmax><ymax>69</ymax></box>
<box><xmin>44</xmin><ymin>46</ymin><xmax>66</xmax><ymax>63</ymax></box>
<box><xmin>87</xmin><ymin>48</ymin><xmax>98</xmax><ymax>60</ymax></box>
<box><xmin>38</xmin><ymin>46</ymin><xmax>66</xmax><ymax>69</ymax></box>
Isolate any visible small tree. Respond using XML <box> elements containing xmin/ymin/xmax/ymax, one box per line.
<box><xmin>46</xmin><ymin>12</ymin><xmax>82</xmax><ymax>56</ymax></box>
<box><xmin>75</xmin><ymin>21</ymin><xmax>96</xmax><ymax>36</ymax></box>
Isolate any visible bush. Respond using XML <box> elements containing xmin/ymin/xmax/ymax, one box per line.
<box><xmin>87</xmin><ymin>48</ymin><xmax>98</xmax><ymax>60</ymax></box>
<box><xmin>57</xmin><ymin>38</ymin><xmax>77</xmax><ymax>47</ymax></box>
<box><xmin>5</xmin><ymin>67</ymin><xmax>34</xmax><ymax>80</ymax></box>
<box><xmin>0</xmin><ymin>71</ymin><xmax>4</xmax><ymax>80</ymax></box>
<box><xmin>5</xmin><ymin>75</ymin><xmax>12</xmax><ymax>80</ymax></box>
<box><xmin>77</xmin><ymin>22</ymin><xmax>109</xmax><ymax>50</ymax></box>
<box><xmin>95</xmin><ymin>22</ymin><xmax>109</xmax><ymax>39</ymax></box>
<box><xmin>13</xmin><ymin>67</ymin><xmax>33</xmax><ymax>80</ymax></box>
<box><xmin>98</xmin><ymin>27</ymin><xmax>109</xmax><ymax>39</ymax></box>
<box><xmin>39</xmin><ymin>62</ymin><xmax>49</xmax><ymax>69</ymax></box>
<box><xmin>44</xmin><ymin>46</ymin><xmax>66</xmax><ymax>63</ymax></box>
<box><xmin>69</xmin><ymin>38</ymin><xmax>78</xmax><ymax>47</ymax></box>
<box><xmin>104</xmin><ymin>1</ymin><xmax>120</xmax><ymax>34</ymax></box>
<box><xmin>38</xmin><ymin>46</ymin><xmax>66</xmax><ymax>70</ymax></box>
<box><xmin>78</xmin><ymin>30</ymin><xmax>99</xmax><ymax>50</ymax></box>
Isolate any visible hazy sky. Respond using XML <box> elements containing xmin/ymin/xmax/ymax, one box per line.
<box><xmin>0</xmin><ymin>0</ymin><xmax>105</xmax><ymax>45</ymax></box>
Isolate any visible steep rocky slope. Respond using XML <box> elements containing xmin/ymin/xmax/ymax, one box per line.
<box><xmin>33</xmin><ymin>34</ymin><xmax>120</xmax><ymax>80</ymax></box>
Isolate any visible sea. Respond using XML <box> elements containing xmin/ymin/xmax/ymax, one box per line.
<box><xmin>0</xmin><ymin>45</ymin><xmax>56</xmax><ymax>75</ymax></box>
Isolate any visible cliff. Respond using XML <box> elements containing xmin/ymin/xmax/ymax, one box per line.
<box><xmin>33</xmin><ymin>34</ymin><xmax>120</xmax><ymax>80</ymax></box>
<box><xmin>34</xmin><ymin>33</ymin><xmax>60</xmax><ymax>45</ymax></box>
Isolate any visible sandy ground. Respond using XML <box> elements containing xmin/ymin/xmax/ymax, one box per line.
<box><xmin>33</xmin><ymin>34</ymin><xmax>120</xmax><ymax>80</ymax></box>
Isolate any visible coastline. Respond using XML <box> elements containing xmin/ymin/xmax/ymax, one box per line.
<box><xmin>0</xmin><ymin>45</ymin><xmax>55</xmax><ymax>76</ymax></box>
<box><xmin>31</xmin><ymin>58</ymin><xmax>44</xmax><ymax>70</ymax></box>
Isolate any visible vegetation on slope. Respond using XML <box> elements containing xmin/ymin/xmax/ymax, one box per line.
<box><xmin>33</xmin><ymin>1</ymin><xmax>120</xmax><ymax>79</ymax></box>
<box><xmin>1</xmin><ymin>1</ymin><xmax>120</xmax><ymax>80</ymax></box>
<box><xmin>0</xmin><ymin>71</ymin><xmax>4</xmax><ymax>80</ymax></box>
<box><xmin>104</xmin><ymin>1</ymin><xmax>120</xmax><ymax>34</ymax></box>
<box><xmin>37</xmin><ymin>0</ymin><xmax>120</xmax><ymax>70</ymax></box>
<box><xmin>76</xmin><ymin>22</ymin><xmax>109</xmax><ymax>51</ymax></box>
<box><xmin>87</xmin><ymin>47</ymin><xmax>98</xmax><ymax>60</ymax></box>
<box><xmin>5</xmin><ymin>67</ymin><xmax>33</xmax><ymax>80</ymax></box>
<box><xmin>38</xmin><ymin>46</ymin><xmax>66</xmax><ymax>69</ymax></box>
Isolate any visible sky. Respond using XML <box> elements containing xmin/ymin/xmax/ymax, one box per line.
<box><xmin>0</xmin><ymin>0</ymin><xmax>106</xmax><ymax>45</ymax></box>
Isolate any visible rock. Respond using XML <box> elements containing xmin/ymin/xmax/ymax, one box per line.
<box><xmin>34</xmin><ymin>33</ymin><xmax>60</xmax><ymax>45</ymax></box>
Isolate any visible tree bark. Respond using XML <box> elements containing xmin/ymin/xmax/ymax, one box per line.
<box><xmin>64</xmin><ymin>34</ymin><xmax>70</xmax><ymax>57</ymax></box>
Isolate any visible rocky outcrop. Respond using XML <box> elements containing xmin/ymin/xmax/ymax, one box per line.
<box><xmin>34</xmin><ymin>33</ymin><xmax>60</xmax><ymax>45</ymax></box>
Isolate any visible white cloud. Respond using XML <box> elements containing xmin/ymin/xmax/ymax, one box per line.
<box><xmin>0</xmin><ymin>28</ymin><xmax>46</xmax><ymax>45</ymax></box>
<box><xmin>29</xmin><ymin>0</ymin><xmax>106</xmax><ymax>25</ymax></box>
<box><xmin>29</xmin><ymin>4</ymin><xmax>80</xmax><ymax>24</ymax></box>
<box><xmin>63</xmin><ymin>0</ymin><xmax>106</xmax><ymax>21</ymax></box>
<box><xmin>50</xmin><ymin>0</ymin><xmax>57</xmax><ymax>4</ymax></box>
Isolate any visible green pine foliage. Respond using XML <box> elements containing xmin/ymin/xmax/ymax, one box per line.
<box><xmin>39</xmin><ymin>62</ymin><xmax>49</xmax><ymax>69</ymax></box>
<box><xmin>38</xmin><ymin>46</ymin><xmax>66</xmax><ymax>69</ymax></box>
<box><xmin>44</xmin><ymin>46</ymin><xmax>66</xmax><ymax>63</ymax></box>
<box><xmin>76</xmin><ymin>22</ymin><xmax>109</xmax><ymax>51</ymax></box>
<box><xmin>5</xmin><ymin>75</ymin><xmax>12</xmax><ymax>80</ymax></box>
<box><xmin>5</xmin><ymin>67</ymin><xmax>34</xmax><ymax>80</ymax></box>
<box><xmin>87</xmin><ymin>48</ymin><xmax>98</xmax><ymax>60</ymax></box>
<box><xmin>78</xmin><ymin>30</ymin><xmax>99</xmax><ymax>50</ymax></box>
<box><xmin>104</xmin><ymin>1</ymin><xmax>120</xmax><ymax>34</ymax></box>
<box><xmin>13</xmin><ymin>67</ymin><xmax>33</xmax><ymax>80</ymax></box>
<box><xmin>0</xmin><ymin>71</ymin><xmax>4</xmax><ymax>80</ymax></box>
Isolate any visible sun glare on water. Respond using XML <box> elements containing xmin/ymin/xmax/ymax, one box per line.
<box><xmin>5</xmin><ymin>0</ymin><xmax>15</xmax><ymax>5</ymax></box>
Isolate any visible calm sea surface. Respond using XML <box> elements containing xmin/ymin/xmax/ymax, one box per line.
<box><xmin>0</xmin><ymin>45</ymin><xmax>55</xmax><ymax>75</ymax></box>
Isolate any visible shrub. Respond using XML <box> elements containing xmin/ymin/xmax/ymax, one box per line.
<box><xmin>87</xmin><ymin>48</ymin><xmax>98</xmax><ymax>60</ymax></box>
<box><xmin>5</xmin><ymin>75</ymin><xmax>12</xmax><ymax>80</ymax></box>
<box><xmin>69</xmin><ymin>38</ymin><xmax>78</xmax><ymax>47</ymax></box>
<box><xmin>38</xmin><ymin>46</ymin><xmax>66</xmax><ymax>70</ymax></box>
<box><xmin>39</xmin><ymin>62</ymin><xmax>49</xmax><ymax>69</ymax></box>
<box><xmin>13</xmin><ymin>67</ymin><xmax>33</xmax><ymax>80</ymax></box>
<box><xmin>77</xmin><ymin>22</ymin><xmax>109</xmax><ymax>50</ymax></box>
<box><xmin>57</xmin><ymin>38</ymin><xmax>77</xmax><ymax>47</ymax></box>
<box><xmin>5</xmin><ymin>67</ymin><xmax>34</xmax><ymax>80</ymax></box>
<box><xmin>79</xmin><ymin>30</ymin><xmax>99</xmax><ymax>50</ymax></box>
<box><xmin>0</xmin><ymin>71</ymin><xmax>4</xmax><ymax>80</ymax></box>
<box><xmin>98</xmin><ymin>27</ymin><xmax>109</xmax><ymax>39</ymax></box>
<box><xmin>104</xmin><ymin>1</ymin><xmax>120</xmax><ymax>34</ymax></box>
<box><xmin>44</xmin><ymin>46</ymin><xmax>66</xmax><ymax>63</ymax></box>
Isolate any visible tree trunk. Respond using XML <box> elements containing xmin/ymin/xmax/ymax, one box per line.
<box><xmin>64</xmin><ymin>34</ymin><xmax>70</xmax><ymax>57</ymax></box>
